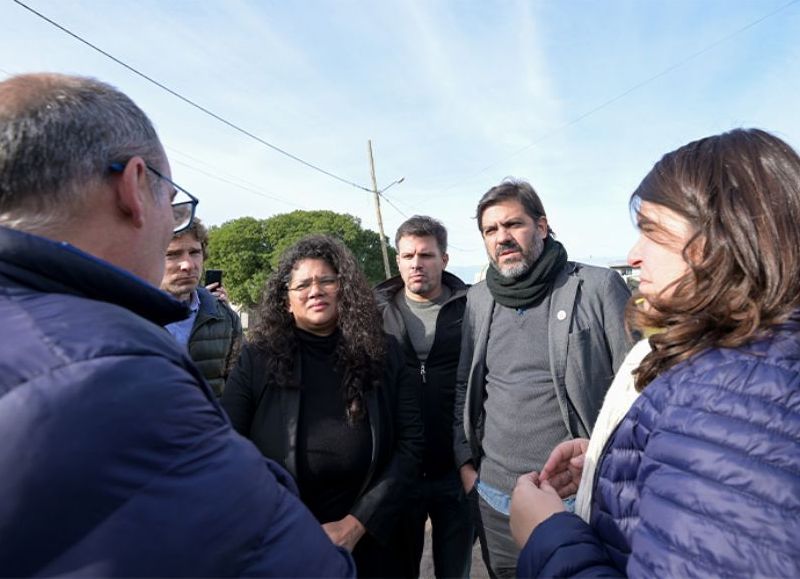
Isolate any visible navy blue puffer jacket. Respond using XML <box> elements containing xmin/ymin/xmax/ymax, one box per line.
<box><xmin>0</xmin><ymin>226</ymin><xmax>355</xmax><ymax>577</ymax></box>
<box><xmin>519</xmin><ymin>318</ymin><xmax>800</xmax><ymax>577</ymax></box>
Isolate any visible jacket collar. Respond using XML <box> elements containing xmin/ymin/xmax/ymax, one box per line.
<box><xmin>0</xmin><ymin>226</ymin><xmax>189</xmax><ymax>327</ymax></box>
<box><xmin>196</xmin><ymin>286</ymin><xmax>224</xmax><ymax>320</ymax></box>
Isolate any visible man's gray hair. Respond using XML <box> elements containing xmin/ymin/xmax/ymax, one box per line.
<box><xmin>0</xmin><ymin>73</ymin><xmax>164</xmax><ymax>233</ymax></box>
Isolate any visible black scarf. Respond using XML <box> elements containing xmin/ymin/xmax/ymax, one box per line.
<box><xmin>486</xmin><ymin>237</ymin><xmax>568</xmax><ymax>309</ymax></box>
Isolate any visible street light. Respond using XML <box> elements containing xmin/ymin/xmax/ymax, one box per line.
<box><xmin>367</xmin><ymin>140</ymin><xmax>406</xmax><ymax>279</ymax></box>
<box><xmin>379</xmin><ymin>176</ymin><xmax>405</xmax><ymax>194</ymax></box>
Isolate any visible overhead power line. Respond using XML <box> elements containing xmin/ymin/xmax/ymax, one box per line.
<box><xmin>3</xmin><ymin>61</ymin><xmax>303</xmax><ymax>210</ymax></box>
<box><xmin>13</xmin><ymin>0</ymin><xmax>374</xmax><ymax>193</ymax></box>
<box><xmin>165</xmin><ymin>146</ymin><xmax>306</xmax><ymax>208</ymax></box>
<box><xmin>436</xmin><ymin>0</ymin><xmax>800</xmax><ymax>195</ymax></box>
<box><xmin>379</xmin><ymin>192</ymin><xmax>409</xmax><ymax>219</ymax></box>
<box><xmin>169</xmin><ymin>157</ymin><xmax>307</xmax><ymax>210</ymax></box>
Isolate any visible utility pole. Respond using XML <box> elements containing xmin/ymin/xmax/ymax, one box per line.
<box><xmin>368</xmin><ymin>139</ymin><xmax>392</xmax><ymax>279</ymax></box>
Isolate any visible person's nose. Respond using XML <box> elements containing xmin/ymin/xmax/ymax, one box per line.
<box><xmin>410</xmin><ymin>255</ymin><xmax>422</xmax><ymax>270</ymax></box>
<box><xmin>496</xmin><ymin>226</ymin><xmax>513</xmax><ymax>245</ymax></box>
<box><xmin>178</xmin><ymin>258</ymin><xmax>193</xmax><ymax>272</ymax></box>
<box><xmin>628</xmin><ymin>237</ymin><xmax>643</xmax><ymax>268</ymax></box>
<box><xmin>306</xmin><ymin>279</ymin><xmax>326</xmax><ymax>298</ymax></box>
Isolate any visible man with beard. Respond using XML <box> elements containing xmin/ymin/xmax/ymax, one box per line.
<box><xmin>453</xmin><ymin>179</ymin><xmax>630</xmax><ymax>578</ymax></box>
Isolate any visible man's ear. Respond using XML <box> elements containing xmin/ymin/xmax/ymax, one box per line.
<box><xmin>114</xmin><ymin>157</ymin><xmax>150</xmax><ymax>229</ymax></box>
<box><xmin>442</xmin><ymin>252</ymin><xmax>449</xmax><ymax>269</ymax></box>
<box><xmin>537</xmin><ymin>217</ymin><xmax>549</xmax><ymax>240</ymax></box>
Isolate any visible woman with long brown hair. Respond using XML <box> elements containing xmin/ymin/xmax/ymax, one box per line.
<box><xmin>222</xmin><ymin>234</ymin><xmax>423</xmax><ymax>577</ymax></box>
<box><xmin>510</xmin><ymin>128</ymin><xmax>800</xmax><ymax>577</ymax></box>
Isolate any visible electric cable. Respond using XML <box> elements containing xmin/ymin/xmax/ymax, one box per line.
<box><xmin>169</xmin><ymin>157</ymin><xmax>308</xmax><ymax>210</ymax></box>
<box><xmin>12</xmin><ymin>0</ymin><xmax>374</xmax><ymax>193</ymax></box>
<box><xmin>379</xmin><ymin>192</ymin><xmax>409</xmax><ymax>219</ymax></box>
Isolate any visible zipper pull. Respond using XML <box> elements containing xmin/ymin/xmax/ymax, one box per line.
<box><xmin>420</xmin><ymin>362</ymin><xmax>427</xmax><ymax>383</ymax></box>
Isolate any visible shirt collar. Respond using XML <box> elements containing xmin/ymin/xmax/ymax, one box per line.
<box><xmin>187</xmin><ymin>289</ymin><xmax>200</xmax><ymax>313</ymax></box>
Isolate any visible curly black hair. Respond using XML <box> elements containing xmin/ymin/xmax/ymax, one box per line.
<box><xmin>249</xmin><ymin>234</ymin><xmax>386</xmax><ymax>423</ymax></box>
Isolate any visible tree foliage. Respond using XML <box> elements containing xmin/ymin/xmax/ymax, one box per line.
<box><xmin>205</xmin><ymin>217</ymin><xmax>272</xmax><ymax>308</ymax></box>
<box><xmin>206</xmin><ymin>210</ymin><xmax>396</xmax><ymax>308</ymax></box>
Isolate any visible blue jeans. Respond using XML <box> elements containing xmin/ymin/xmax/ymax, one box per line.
<box><xmin>476</xmin><ymin>480</ymin><xmax>511</xmax><ymax>515</ymax></box>
<box><xmin>476</xmin><ymin>479</ymin><xmax>576</xmax><ymax>516</ymax></box>
<box><xmin>400</xmin><ymin>471</ymin><xmax>475</xmax><ymax>578</ymax></box>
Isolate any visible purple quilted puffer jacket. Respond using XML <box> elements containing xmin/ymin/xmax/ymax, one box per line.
<box><xmin>519</xmin><ymin>318</ymin><xmax>800</xmax><ymax>577</ymax></box>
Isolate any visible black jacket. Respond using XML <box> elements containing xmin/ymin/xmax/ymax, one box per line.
<box><xmin>188</xmin><ymin>287</ymin><xmax>242</xmax><ymax>397</ymax></box>
<box><xmin>374</xmin><ymin>271</ymin><xmax>468</xmax><ymax>478</ymax></box>
<box><xmin>221</xmin><ymin>335</ymin><xmax>423</xmax><ymax>544</ymax></box>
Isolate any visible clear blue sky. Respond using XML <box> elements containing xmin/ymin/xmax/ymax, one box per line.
<box><xmin>2</xmin><ymin>0</ymin><xmax>799</xmax><ymax>279</ymax></box>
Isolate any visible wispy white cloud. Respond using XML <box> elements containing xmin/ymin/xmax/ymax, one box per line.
<box><xmin>2</xmin><ymin>0</ymin><xmax>798</xmax><ymax>271</ymax></box>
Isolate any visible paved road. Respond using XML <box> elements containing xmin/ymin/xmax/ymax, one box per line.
<box><xmin>418</xmin><ymin>520</ymin><xmax>489</xmax><ymax>578</ymax></box>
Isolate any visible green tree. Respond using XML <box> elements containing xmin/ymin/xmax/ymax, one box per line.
<box><xmin>206</xmin><ymin>217</ymin><xmax>272</xmax><ymax>308</ymax></box>
<box><xmin>207</xmin><ymin>211</ymin><xmax>396</xmax><ymax>308</ymax></box>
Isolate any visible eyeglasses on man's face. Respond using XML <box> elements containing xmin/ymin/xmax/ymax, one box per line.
<box><xmin>108</xmin><ymin>161</ymin><xmax>199</xmax><ymax>233</ymax></box>
<box><xmin>287</xmin><ymin>275</ymin><xmax>341</xmax><ymax>298</ymax></box>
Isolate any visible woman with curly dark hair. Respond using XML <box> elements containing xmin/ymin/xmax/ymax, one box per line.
<box><xmin>510</xmin><ymin>128</ymin><xmax>800</xmax><ymax>577</ymax></box>
<box><xmin>222</xmin><ymin>234</ymin><xmax>423</xmax><ymax>577</ymax></box>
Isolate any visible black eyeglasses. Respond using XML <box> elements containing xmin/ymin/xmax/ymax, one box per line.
<box><xmin>109</xmin><ymin>161</ymin><xmax>199</xmax><ymax>233</ymax></box>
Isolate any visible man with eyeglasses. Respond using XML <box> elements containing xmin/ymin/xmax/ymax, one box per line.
<box><xmin>0</xmin><ymin>73</ymin><xmax>355</xmax><ymax>576</ymax></box>
<box><xmin>161</xmin><ymin>217</ymin><xmax>242</xmax><ymax>397</ymax></box>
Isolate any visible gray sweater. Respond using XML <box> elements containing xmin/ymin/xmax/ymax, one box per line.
<box><xmin>453</xmin><ymin>261</ymin><xmax>632</xmax><ymax>471</ymax></box>
<box><xmin>480</xmin><ymin>297</ymin><xmax>571</xmax><ymax>494</ymax></box>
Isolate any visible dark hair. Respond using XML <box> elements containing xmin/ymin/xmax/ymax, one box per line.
<box><xmin>394</xmin><ymin>215</ymin><xmax>448</xmax><ymax>254</ymax></box>
<box><xmin>630</xmin><ymin>128</ymin><xmax>800</xmax><ymax>390</ymax></box>
<box><xmin>0</xmin><ymin>73</ymin><xmax>163</xmax><ymax>233</ymax></box>
<box><xmin>476</xmin><ymin>178</ymin><xmax>554</xmax><ymax>236</ymax></box>
<box><xmin>174</xmin><ymin>217</ymin><xmax>209</xmax><ymax>260</ymax></box>
<box><xmin>249</xmin><ymin>234</ymin><xmax>386</xmax><ymax>422</ymax></box>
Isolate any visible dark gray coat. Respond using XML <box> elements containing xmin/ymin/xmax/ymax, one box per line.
<box><xmin>453</xmin><ymin>261</ymin><xmax>631</xmax><ymax>469</ymax></box>
<box><xmin>375</xmin><ymin>271</ymin><xmax>468</xmax><ymax>477</ymax></box>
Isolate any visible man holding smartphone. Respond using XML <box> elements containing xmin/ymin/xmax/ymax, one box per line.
<box><xmin>161</xmin><ymin>217</ymin><xmax>242</xmax><ymax>396</ymax></box>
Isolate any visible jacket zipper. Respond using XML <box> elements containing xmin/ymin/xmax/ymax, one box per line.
<box><xmin>420</xmin><ymin>362</ymin><xmax>427</xmax><ymax>383</ymax></box>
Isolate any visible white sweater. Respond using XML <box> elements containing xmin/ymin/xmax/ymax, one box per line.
<box><xmin>575</xmin><ymin>339</ymin><xmax>651</xmax><ymax>522</ymax></box>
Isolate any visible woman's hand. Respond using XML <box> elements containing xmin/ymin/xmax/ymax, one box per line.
<box><xmin>539</xmin><ymin>438</ymin><xmax>589</xmax><ymax>498</ymax></box>
<box><xmin>322</xmin><ymin>515</ymin><xmax>366</xmax><ymax>551</ymax></box>
<box><xmin>510</xmin><ymin>472</ymin><xmax>565</xmax><ymax>548</ymax></box>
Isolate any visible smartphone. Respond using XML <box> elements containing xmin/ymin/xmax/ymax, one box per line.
<box><xmin>204</xmin><ymin>269</ymin><xmax>223</xmax><ymax>286</ymax></box>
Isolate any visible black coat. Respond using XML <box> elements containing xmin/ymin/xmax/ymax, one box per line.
<box><xmin>374</xmin><ymin>271</ymin><xmax>468</xmax><ymax>478</ymax></box>
<box><xmin>221</xmin><ymin>335</ymin><xmax>423</xmax><ymax>544</ymax></box>
<box><xmin>187</xmin><ymin>287</ymin><xmax>242</xmax><ymax>396</ymax></box>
